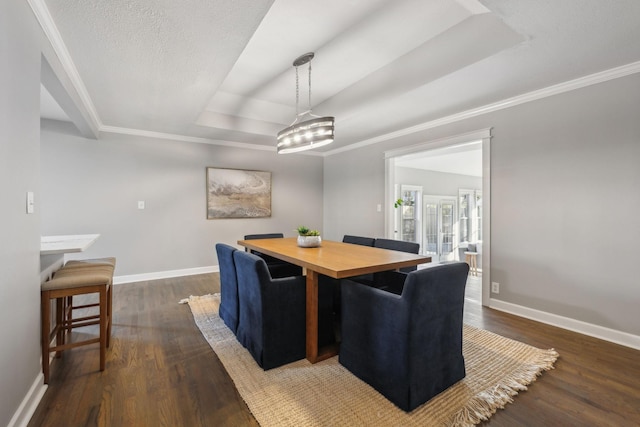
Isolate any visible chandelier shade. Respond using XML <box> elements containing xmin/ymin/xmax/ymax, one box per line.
<box><xmin>277</xmin><ymin>52</ymin><xmax>335</xmax><ymax>154</ymax></box>
<box><xmin>276</xmin><ymin>116</ymin><xmax>335</xmax><ymax>154</ymax></box>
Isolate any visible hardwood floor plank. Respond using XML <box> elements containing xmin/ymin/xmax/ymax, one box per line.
<box><xmin>28</xmin><ymin>273</ymin><xmax>640</xmax><ymax>426</ymax></box>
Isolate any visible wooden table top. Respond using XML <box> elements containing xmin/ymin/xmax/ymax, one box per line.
<box><xmin>237</xmin><ymin>237</ymin><xmax>431</xmax><ymax>279</ymax></box>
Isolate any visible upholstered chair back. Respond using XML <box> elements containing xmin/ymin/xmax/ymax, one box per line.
<box><xmin>233</xmin><ymin>250</ymin><xmax>307</xmax><ymax>370</ymax></box>
<box><xmin>342</xmin><ymin>235</ymin><xmax>375</xmax><ymax>246</ymax></box>
<box><xmin>374</xmin><ymin>238</ymin><xmax>420</xmax><ymax>273</ymax></box>
<box><xmin>215</xmin><ymin>243</ymin><xmax>239</xmax><ymax>334</ymax></box>
<box><xmin>243</xmin><ymin>233</ymin><xmax>302</xmax><ymax>278</ymax></box>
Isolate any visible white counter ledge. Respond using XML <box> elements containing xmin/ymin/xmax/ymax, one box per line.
<box><xmin>41</xmin><ymin>234</ymin><xmax>100</xmax><ymax>255</ymax></box>
<box><xmin>40</xmin><ymin>234</ymin><xmax>101</xmax><ymax>282</ymax></box>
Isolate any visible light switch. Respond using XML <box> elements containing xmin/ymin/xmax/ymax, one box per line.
<box><xmin>26</xmin><ymin>192</ymin><xmax>34</xmax><ymax>214</ymax></box>
<box><xmin>138</xmin><ymin>201</ymin><xmax>145</xmax><ymax>210</ymax></box>
<box><xmin>376</xmin><ymin>204</ymin><xmax>382</xmax><ymax>212</ymax></box>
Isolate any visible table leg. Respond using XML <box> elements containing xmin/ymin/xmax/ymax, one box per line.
<box><xmin>306</xmin><ymin>270</ymin><xmax>338</xmax><ymax>363</ymax></box>
<box><xmin>305</xmin><ymin>270</ymin><xmax>319</xmax><ymax>362</ymax></box>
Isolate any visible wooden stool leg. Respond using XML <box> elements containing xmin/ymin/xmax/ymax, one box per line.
<box><xmin>99</xmin><ymin>286</ymin><xmax>107</xmax><ymax>371</ymax></box>
<box><xmin>55</xmin><ymin>297</ymin><xmax>64</xmax><ymax>358</ymax></box>
<box><xmin>41</xmin><ymin>290</ymin><xmax>51</xmax><ymax>384</ymax></box>
<box><xmin>106</xmin><ymin>284</ymin><xmax>112</xmax><ymax>348</ymax></box>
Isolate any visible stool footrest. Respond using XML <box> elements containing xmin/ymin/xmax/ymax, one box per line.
<box><xmin>50</xmin><ymin>337</ymin><xmax>101</xmax><ymax>352</ymax></box>
<box><xmin>72</xmin><ymin>303</ymin><xmax>100</xmax><ymax>310</ymax></box>
<box><xmin>62</xmin><ymin>317</ymin><xmax>101</xmax><ymax>328</ymax></box>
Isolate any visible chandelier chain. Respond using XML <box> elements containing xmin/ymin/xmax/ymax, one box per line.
<box><xmin>294</xmin><ymin>60</ymin><xmax>313</xmax><ymax>118</ymax></box>
<box><xmin>295</xmin><ymin>65</ymin><xmax>300</xmax><ymax>116</ymax></box>
<box><xmin>308</xmin><ymin>61</ymin><xmax>312</xmax><ymax>110</ymax></box>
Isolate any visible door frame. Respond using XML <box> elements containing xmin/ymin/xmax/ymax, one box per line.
<box><xmin>384</xmin><ymin>128</ymin><xmax>492</xmax><ymax>306</ymax></box>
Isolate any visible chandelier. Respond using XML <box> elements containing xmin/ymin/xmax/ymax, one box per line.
<box><xmin>277</xmin><ymin>52</ymin><xmax>335</xmax><ymax>154</ymax></box>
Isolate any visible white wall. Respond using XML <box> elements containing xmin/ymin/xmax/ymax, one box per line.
<box><xmin>0</xmin><ymin>1</ymin><xmax>44</xmax><ymax>425</ymax></box>
<box><xmin>324</xmin><ymin>72</ymin><xmax>640</xmax><ymax>337</ymax></box>
<box><xmin>40</xmin><ymin>120</ymin><xmax>324</xmax><ymax>277</ymax></box>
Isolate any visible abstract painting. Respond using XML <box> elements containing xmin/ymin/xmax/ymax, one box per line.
<box><xmin>206</xmin><ymin>168</ymin><xmax>272</xmax><ymax>219</ymax></box>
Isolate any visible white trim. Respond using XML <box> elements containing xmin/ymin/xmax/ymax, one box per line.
<box><xmin>481</xmin><ymin>137</ymin><xmax>491</xmax><ymax>306</ymax></box>
<box><xmin>100</xmin><ymin>126</ymin><xmax>277</xmax><ymax>152</ymax></box>
<box><xmin>325</xmin><ymin>60</ymin><xmax>640</xmax><ymax>157</ymax></box>
<box><xmin>98</xmin><ymin>126</ymin><xmax>326</xmax><ymax>156</ymax></box>
<box><xmin>8</xmin><ymin>374</ymin><xmax>47</xmax><ymax>427</ymax></box>
<box><xmin>114</xmin><ymin>266</ymin><xmax>218</xmax><ymax>285</ymax></box>
<box><xmin>27</xmin><ymin>0</ymin><xmax>102</xmax><ymax>128</ymax></box>
<box><xmin>384</xmin><ymin>128</ymin><xmax>491</xmax><ymax>159</ymax></box>
<box><xmin>490</xmin><ymin>298</ymin><xmax>640</xmax><ymax>351</ymax></box>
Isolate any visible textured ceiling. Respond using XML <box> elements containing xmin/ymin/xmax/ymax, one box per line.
<box><xmin>40</xmin><ymin>0</ymin><xmax>640</xmax><ymax>154</ymax></box>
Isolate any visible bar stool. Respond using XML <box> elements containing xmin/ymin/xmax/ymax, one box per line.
<box><xmin>464</xmin><ymin>251</ymin><xmax>478</xmax><ymax>276</ymax></box>
<box><xmin>41</xmin><ymin>258</ymin><xmax>115</xmax><ymax>384</ymax></box>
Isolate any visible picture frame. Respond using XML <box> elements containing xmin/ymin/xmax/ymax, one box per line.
<box><xmin>206</xmin><ymin>167</ymin><xmax>272</xmax><ymax>219</ymax></box>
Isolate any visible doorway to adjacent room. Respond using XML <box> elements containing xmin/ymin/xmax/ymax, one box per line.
<box><xmin>384</xmin><ymin>129</ymin><xmax>491</xmax><ymax>305</ymax></box>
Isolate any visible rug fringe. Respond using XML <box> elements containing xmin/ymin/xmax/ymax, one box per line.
<box><xmin>451</xmin><ymin>348</ymin><xmax>559</xmax><ymax>426</ymax></box>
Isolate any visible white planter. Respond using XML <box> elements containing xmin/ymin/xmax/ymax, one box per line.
<box><xmin>297</xmin><ymin>235</ymin><xmax>322</xmax><ymax>248</ymax></box>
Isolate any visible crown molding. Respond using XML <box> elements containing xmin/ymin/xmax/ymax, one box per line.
<box><xmin>28</xmin><ymin>0</ymin><xmax>102</xmax><ymax>129</ymax></box>
<box><xmin>99</xmin><ymin>126</ymin><xmax>277</xmax><ymax>152</ymax></box>
<box><xmin>324</xmin><ymin>60</ymin><xmax>640</xmax><ymax>157</ymax></box>
<box><xmin>99</xmin><ymin>125</ymin><xmax>325</xmax><ymax>155</ymax></box>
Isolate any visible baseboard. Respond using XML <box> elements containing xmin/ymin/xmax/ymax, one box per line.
<box><xmin>8</xmin><ymin>373</ymin><xmax>47</xmax><ymax>427</ymax></box>
<box><xmin>489</xmin><ymin>298</ymin><xmax>640</xmax><ymax>351</ymax></box>
<box><xmin>113</xmin><ymin>265</ymin><xmax>219</xmax><ymax>284</ymax></box>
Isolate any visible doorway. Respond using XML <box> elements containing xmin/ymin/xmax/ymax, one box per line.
<box><xmin>384</xmin><ymin>129</ymin><xmax>491</xmax><ymax>306</ymax></box>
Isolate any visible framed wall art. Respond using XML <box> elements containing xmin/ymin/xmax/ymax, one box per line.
<box><xmin>206</xmin><ymin>167</ymin><xmax>272</xmax><ymax>219</ymax></box>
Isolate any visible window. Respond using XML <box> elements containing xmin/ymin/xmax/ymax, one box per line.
<box><xmin>459</xmin><ymin>192</ymin><xmax>470</xmax><ymax>243</ymax></box>
<box><xmin>459</xmin><ymin>189</ymin><xmax>482</xmax><ymax>244</ymax></box>
<box><xmin>475</xmin><ymin>191</ymin><xmax>482</xmax><ymax>241</ymax></box>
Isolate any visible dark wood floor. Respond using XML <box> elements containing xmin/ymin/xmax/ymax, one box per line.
<box><xmin>29</xmin><ymin>273</ymin><xmax>640</xmax><ymax>426</ymax></box>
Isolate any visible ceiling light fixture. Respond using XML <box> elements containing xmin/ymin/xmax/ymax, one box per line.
<box><xmin>277</xmin><ymin>52</ymin><xmax>335</xmax><ymax>154</ymax></box>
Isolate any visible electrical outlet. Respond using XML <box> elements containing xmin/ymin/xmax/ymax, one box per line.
<box><xmin>138</xmin><ymin>201</ymin><xmax>145</xmax><ymax>210</ymax></box>
<box><xmin>491</xmin><ymin>282</ymin><xmax>500</xmax><ymax>294</ymax></box>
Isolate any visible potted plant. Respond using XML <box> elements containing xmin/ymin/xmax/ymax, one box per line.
<box><xmin>296</xmin><ymin>226</ymin><xmax>322</xmax><ymax>248</ymax></box>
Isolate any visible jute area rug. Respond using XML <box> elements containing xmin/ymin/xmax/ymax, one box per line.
<box><xmin>181</xmin><ymin>294</ymin><xmax>558</xmax><ymax>427</ymax></box>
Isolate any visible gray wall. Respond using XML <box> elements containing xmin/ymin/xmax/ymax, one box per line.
<box><xmin>324</xmin><ymin>72</ymin><xmax>640</xmax><ymax>336</ymax></box>
<box><xmin>40</xmin><ymin>121</ymin><xmax>324</xmax><ymax>277</ymax></box>
<box><xmin>0</xmin><ymin>1</ymin><xmax>42</xmax><ymax>425</ymax></box>
<box><xmin>323</xmin><ymin>148</ymin><xmax>387</xmax><ymax>240</ymax></box>
<box><xmin>395</xmin><ymin>167</ymin><xmax>481</xmax><ymax>197</ymax></box>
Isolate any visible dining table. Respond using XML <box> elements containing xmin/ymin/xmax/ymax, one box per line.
<box><xmin>237</xmin><ymin>237</ymin><xmax>432</xmax><ymax>363</ymax></box>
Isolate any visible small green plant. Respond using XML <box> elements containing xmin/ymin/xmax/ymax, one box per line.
<box><xmin>394</xmin><ymin>198</ymin><xmax>404</xmax><ymax>208</ymax></box>
<box><xmin>296</xmin><ymin>226</ymin><xmax>320</xmax><ymax>236</ymax></box>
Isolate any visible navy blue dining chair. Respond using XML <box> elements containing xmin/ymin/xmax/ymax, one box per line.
<box><xmin>215</xmin><ymin>243</ymin><xmax>239</xmax><ymax>334</ymax></box>
<box><xmin>339</xmin><ymin>262</ymin><xmax>469</xmax><ymax>411</ymax></box>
